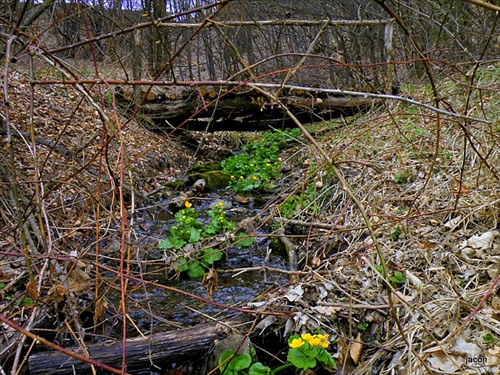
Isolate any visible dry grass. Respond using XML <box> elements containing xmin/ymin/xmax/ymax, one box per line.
<box><xmin>261</xmin><ymin>68</ymin><xmax>500</xmax><ymax>374</ymax></box>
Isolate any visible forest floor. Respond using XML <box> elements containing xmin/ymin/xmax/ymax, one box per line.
<box><xmin>1</xmin><ymin>63</ymin><xmax>500</xmax><ymax>374</ymax></box>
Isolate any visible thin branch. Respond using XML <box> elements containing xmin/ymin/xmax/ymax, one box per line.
<box><xmin>157</xmin><ymin>18</ymin><xmax>392</xmax><ymax>28</ymax></box>
<box><xmin>461</xmin><ymin>0</ymin><xmax>500</xmax><ymax>12</ymax></box>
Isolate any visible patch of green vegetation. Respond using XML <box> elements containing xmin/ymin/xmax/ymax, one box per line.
<box><xmin>1</xmin><ymin>282</ymin><xmax>34</xmax><ymax>308</ymax></box>
<box><xmin>279</xmin><ymin>181</ymin><xmax>321</xmax><ymax>218</ymax></box>
<box><xmin>159</xmin><ymin>202</ymin><xmax>205</xmax><ymax>250</ymax></box>
<box><xmin>188</xmin><ymin>170</ymin><xmax>231</xmax><ymax>190</ymax></box>
<box><xmin>189</xmin><ymin>162</ymin><xmax>221</xmax><ymax>173</ymax></box>
<box><xmin>388</xmin><ymin>270</ymin><xmax>407</xmax><ymax>286</ymax></box>
<box><xmin>219</xmin><ymin>332</ymin><xmax>335</xmax><ymax>375</ymax></box>
<box><xmin>158</xmin><ymin>201</ymin><xmax>254</xmax><ymax>278</ymax></box>
<box><xmin>376</xmin><ymin>265</ymin><xmax>407</xmax><ymax>288</ymax></box>
<box><xmin>482</xmin><ymin>332</ymin><xmax>495</xmax><ymax>345</ymax></box>
<box><xmin>393</xmin><ymin>168</ymin><xmax>415</xmax><ymax>184</ymax></box>
<box><xmin>176</xmin><ymin>248</ymin><xmax>224</xmax><ymax>278</ymax></box>
<box><xmin>221</xmin><ymin>128</ymin><xmax>301</xmax><ymax>193</ymax></box>
<box><xmin>390</xmin><ymin>224</ymin><xmax>403</xmax><ymax>241</ymax></box>
<box><xmin>357</xmin><ymin>322</ymin><xmax>369</xmax><ymax>332</ymax></box>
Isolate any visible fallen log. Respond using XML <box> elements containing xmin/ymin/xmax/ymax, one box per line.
<box><xmin>118</xmin><ymin>85</ymin><xmax>382</xmax><ymax>132</ymax></box>
<box><xmin>28</xmin><ymin>316</ymin><xmax>251</xmax><ymax>375</ymax></box>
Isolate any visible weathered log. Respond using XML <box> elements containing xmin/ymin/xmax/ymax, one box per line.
<box><xmin>28</xmin><ymin>316</ymin><xmax>250</xmax><ymax>375</ymax></box>
<box><xmin>139</xmin><ymin>92</ymin><xmax>380</xmax><ymax>132</ymax></box>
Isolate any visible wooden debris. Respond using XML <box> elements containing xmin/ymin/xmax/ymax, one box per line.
<box><xmin>115</xmin><ymin>85</ymin><xmax>381</xmax><ymax>131</ymax></box>
<box><xmin>28</xmin><ymin>316</ymin><xmax>251</xmax><ymax>375</ymax></box>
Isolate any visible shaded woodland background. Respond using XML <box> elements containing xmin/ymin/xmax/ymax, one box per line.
<box><xmin>2</xmin><ymin>0</ymin><xmax>498</xmax><ymax>86</ymax></box>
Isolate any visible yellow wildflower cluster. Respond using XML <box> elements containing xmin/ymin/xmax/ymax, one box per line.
<box><xmin>289</xmin><ymin>333</ymin><xmax>330</xmax><ymax>349</ymax></box>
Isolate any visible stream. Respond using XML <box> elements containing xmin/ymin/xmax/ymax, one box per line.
<box><xmin>121</xmin><ymin>189</ymin><xmax>289</xmax><ymax>334</ymax></box>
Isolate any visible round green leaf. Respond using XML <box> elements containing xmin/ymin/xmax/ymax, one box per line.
<box><xmin>287</xmin><ymin>348</ymin><xmax>316</xmax><ymax>369</ymax></box>
<box><xmin>249</xmin><ymin>362</ymin><xmax>272</xmax><ymax>375</ymax></box>
<box><xmin>186</xmin><ymin>261</ymin><xmax>205</xmax><ymax>278</ymax></box>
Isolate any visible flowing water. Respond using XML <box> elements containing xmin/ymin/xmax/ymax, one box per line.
<box><xmin>121</xmin><ymin>190</ymin><xmax>289</xmax><ymax>333</ymax></box>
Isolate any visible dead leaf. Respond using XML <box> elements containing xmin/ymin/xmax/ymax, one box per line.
<box><xmin>350</xmin><ymin>332</ymin><xmax>363</xmax><ymax>365</ymax></box>
<box><xmin>47</xmin><ymin>284</ymin><xmax>67</xmax><ymax>303</ymax></box>
<box><xmin>491</xmin><ymin>296</ymin><xmax>500</xmax><ymax>310</ymax></box>
<box><xmin>465</xmin><ymin>231</ymin><xmax>498</xmax><ymax>250</ymax></box>
<box><xmin>94</xmin><ymin>296</ymin><xmax>108</xmax><ymax>325</ymax></box>
<box><xmin>449</xmin><ymin>177</ymin><xmax>471</xmax><ymax>196</ymax></box>
<box><xmin>421</xmin><ymin>239</ymin><xmax>438</xmax><ymax>250</ymax></box>
<box><xmin>66</xmin><ymin>261</ymin><xmax>93</xmax><ymax>293</ymax></box>
<box><xmin>201</xmin><ymin>268</ymin><xmax>218</xmax><ymax>300</ymax></box>
<box><xmin>310</xmin><ymin>305</ymin><xmax>341</xmax><ymax>317</ymax></box>
<box><xmin>26</xmin><ymin>278</ymin><xmax>39</xmax><ymax>300</ymax></box>
<box><xmin>235</xmin><ymin>195</ymin><xmax>249</xmax><ymax>204</ymax></box>
<box><xmin>444</xmin><ymin>216</ymin><xmax>463</xmax><ymax>230</ymax></box>
<box><xmin>284</xmin><ymin>284</ymin><xmax>304</xmax><ymax>302</ymax></box>
<box><xmin>427</xmin><ymin>350</ymin><xmax>460</xmax><ymax>373</ymax></box>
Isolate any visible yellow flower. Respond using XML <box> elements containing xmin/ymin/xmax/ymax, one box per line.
<box><xmin>317</xmin><ymin>333</ymin><xmax>329</xmax><ymax>341</ymax></box>
<box><xmin>301</xmin><ymin>333</ymin><xmax>313</xmax><ymax>342</ymax></box>
<box><xmin>289</xmin><ymin>338</ymin><xmax>305</xmax><ymax>348</ymax></box>
<box><xmin>308</xmin><ymin>336</ymin><xmax>321</xmax><ymax>346</ymax></box>
<box><xmin>184</xmin><ymin>201</ymin><xmax>192</xmax><ymax>208</ymax></box>
<box><xmin>252</xmin><ymin>176</ymin><xmax>257</xmax><ymax>180</ymax></box>
<box><xmin>231</xmin><ymin>175</ymin><xmax>235</xmax><ymax>179</ymax></box>
<box><xmin>217</xmin><ymin>201</ymin><xmax>224</xmax><ymax>207</ymax></box>
<box><xmin>300</xmin><ymin>333</ymin><xmax>330</xmax><ymax>348</ymax></box>
<box><xmin>266</xmin><ymin>163</ymin><xmax>271</xmax><ymax>167</ymax></box>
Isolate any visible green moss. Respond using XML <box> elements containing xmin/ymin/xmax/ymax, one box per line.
<box><xmin>188</xmin><ymin>162</ymin><xmax>221</xmax><ymax>173</ymax></box>
<box><xmin>188</xmin><ymin>171</ymin><xmax>231</xmax><ymax>190</ymax></box>
<box><xmin>269</xmin><ymin>236</ymin><xmax>287</xmax><ymax>255</ymax></box>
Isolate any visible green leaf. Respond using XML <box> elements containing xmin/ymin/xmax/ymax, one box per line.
<box><xmin>287</xmin><ymin>348</ymin><xmax>316</xmax><ymax>369</ymax></box>
<box><xmin>159</xmin><ymin>236</ymin><xmax>186</xmax><ymax>250</ymax></box>
<box><xmin>232</xmin><ymin>353</ymin><xmax>252</xmax><ymax>371</ymax></box>
<box><xmin>249</xmin><ymin>362</ymin><xmax>272</xmax><ymax>375</ymax></box>
<box><xmin>219</xmin><ymin>350</ymin><xmax>237</xmax><ymax>375</ymax></box>
<box><xmin>316</xmin><ymin>348</ymin><xmax>336</xmax><ymax>368</ymax></box>
<box><xmin>389</xmin><ymin>271</ymin><xmax>406</xmax><ymax>284</ymax></box>
<box><xmin>218</xmin><ymin>350</ymin><xmax>252</xmax><ymax>375</ymax></box>
<box><xmin>483</xmin><ymin>332</ymin><xmax>495</xmax><ymax>344</ymax></box>
<box><xmin>201</xmin><ymin>248</ymin><xmax>223</xmax><ymax>266</ymax></box>
<box><xmin>394</xmin><ymin>271</ymin><xmax>405</xmax><ymax>281</ymax></box>
<box><xmin>176</xmin><ymin>257</ymin><xmax>189</xmax><ymax>272</ymax></box>
<box><xmin>158</xmin><ymin>238</ymin><xmax>174</xmax><ymax>249</ymax></box>
<box><xmin>234</xmin><ymin>232</ymin><xmax>255</xmax><ymax>247</ymax></box>
<box><xmin>171</xmin><ymin>237</ymin><xmax>187</xmax><ymax>249</ymax></box>
<box><xmin>189</xmin><ymin>227</ymin><xmax>201</xmax><ymax>243</ymax></box>
<box><xmin>186</xmin><ymin>261</ymin><xmax>205</xmax><ymax>278</ymax></box>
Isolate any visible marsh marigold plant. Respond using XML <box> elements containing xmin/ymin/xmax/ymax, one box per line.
<box><xmin>287</xmin><ymin>332</ymin><xmax>336</xmax><ymax>370</ymax></box>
